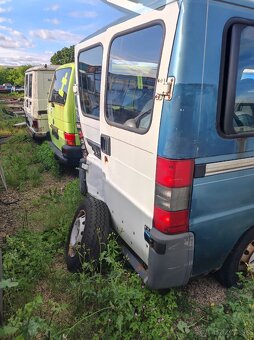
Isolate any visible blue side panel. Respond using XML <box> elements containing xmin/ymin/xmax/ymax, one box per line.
<box><xmin>157</xmin><ymin>0</ymin><xmax>254</xmax><ymax>275</ymax></box>
<box><xmin>191</xmin><ymin>169</ymin><xmax>254</xmax><ymax>275</ymax></box>
<box><xmin>189</xmin><ymin>1</ymin><xmax>254</xmax><ymax>275</ymax></box>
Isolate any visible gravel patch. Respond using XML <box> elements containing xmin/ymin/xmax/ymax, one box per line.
<box><xmin>184</xmin><ymin>275</ymin><xmax>226</xmax><ymax>306</ymax></box>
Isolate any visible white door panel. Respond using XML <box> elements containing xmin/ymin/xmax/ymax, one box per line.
<box><xmin>76</xmin><ymin>37</ymin><xmax>105</xmax><ymax>200</ymax></box>
<box><xmin>100</xmin><ymin>3</ymin><xmax>179</xmax><ymax>263</ymax></box>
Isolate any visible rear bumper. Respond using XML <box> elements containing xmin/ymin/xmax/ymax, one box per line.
<box><xmin>26</xmin><ymin>124</ymin><xmax>47</xmax><ymax>139</ymax></box>
<box><xmin>25</xmin><ymin>115</ymin><xmax>48</xmax><ymax>139</ymax></box>
<box><xmin>122</xmin><ymin>229</ymin><xmax>194</xmax><ymax>290</ymax></box>
<box><xmin>49</xmin><ymin>141</ymin><xmax>82</xmax><ymax>166</ymax></box>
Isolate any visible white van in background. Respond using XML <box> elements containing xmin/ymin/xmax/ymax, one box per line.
<box><xmin>24</xmin><ymin>65</ymin><xmax>57</xmax><ymax>139</ymax></box>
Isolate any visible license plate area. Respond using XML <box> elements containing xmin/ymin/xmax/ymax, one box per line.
<box><xmin>50</xmin><ymin>124</ymin><xmax>59</xmax><ymax>139</ymax></box>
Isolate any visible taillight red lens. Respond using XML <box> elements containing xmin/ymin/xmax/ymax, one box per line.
<box><xmin>153</xmin><ymin>207</ymin><xmax>189</xmax><ymax>234</ymax></box>
<box><xmin>156</xmin><ymin>157</ymin><xmax>194</xmax><ymax>188</ymax></box>
<box><xmin>64</xmin><ymin>132</ymin><xmax>76</xmax><ymax>146</ymax></box>
<box><xmin>153</xmin><ymin>157</ymin><xmax>194</xmax><ymax>235</ymax></box>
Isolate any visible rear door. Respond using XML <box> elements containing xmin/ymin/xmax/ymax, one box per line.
<box><xmin>100</xmin><ymin>3</ymin><xmax>179</xmax><ymax>263</ymax></box>
<box><xmin>24</xmin><ymin>72</ymin><xmax>33</xmax><ymax>116</ymax></box>
<box><xmin>48</xmin><ymin>66</ymin><xmax>73</xmax><ymax>150</ymax></box>
<box><xmin>76</xmin><ymin>36</ymin><xmax>104</xmax><ymax>198</ymax></box>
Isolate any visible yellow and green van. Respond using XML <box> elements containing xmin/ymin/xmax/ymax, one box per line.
<box><xmin>47</xmin><ymin>63</ymin><xmax>82</xmax><ymax>166</ymax></box>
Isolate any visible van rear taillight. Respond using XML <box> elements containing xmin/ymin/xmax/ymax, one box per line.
<box><xmin>32</xmin><ymin>120</ymin><xmax>38</xmax><ymax>130</ymax></box>
<box><xmin>78</xmin><ymin>130</ymin><xmax>84</xmax><ymax>140</ymax></box>
<box><xmin>64</xmin><ymin>132</ymin><xmax>76</xmax><ymax>146</ymax></box>
<box><xmin>153</xmin><ymin>157</ymin><xmax>194</xmax><ymax>234</ymax></box>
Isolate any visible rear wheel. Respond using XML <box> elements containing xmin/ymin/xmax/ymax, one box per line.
<box><xmin>65</xmin><ymin>195</ymin><xmax>111</xmax><ymax>272</ymax></box>
<box><xmin>215</xmin><ymin>228</ymin><xmax>254</xmax><ymax>287</ymax></box>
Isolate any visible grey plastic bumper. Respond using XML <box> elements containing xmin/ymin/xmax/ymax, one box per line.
<box><xmin>122</xmin><ymin>229</ymin><xmax>194</xmax><ymax>290</ymax></box>
<box><xmin>146</xmin><ymin>229</ymin><xmax>194</xmax><ymax>289</ymax></box>
<box><xmin>26</xmin><ymin>124</ymin><xmax>47</xmax><ymax>140</ymax></box>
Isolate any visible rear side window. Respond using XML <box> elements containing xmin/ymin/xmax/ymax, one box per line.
<box><xmin>49</xmin><ymin>68</ymin><xmax>71</xmax><ymax>105</ymax></box>
<box><xmin>78</xmin><ymin>45</ymin><xmax>103</xmax><ymax>119</ymax></box>
<box><xmin>25</xmin><ymin>74</ymin><xmax>28</xmax><ymax>96</ymax></box>
<box><xmin>28</xmin><ymin>74</ymin><xmax>32</xmax><ymax>98</ymax></box>
<box><xmin>220</xmin><ymin>23</ymin><xmax>254</xmax><ymax>137</ymax></box>
<box><xmin>106</xmin><ymin>24</ymin><xmax>164</xmax><ymax>132</ymax></box>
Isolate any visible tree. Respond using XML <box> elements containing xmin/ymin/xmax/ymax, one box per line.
<box><xmin>50</xmin><ymin>45</ymin><xmax>74</xmax><ymax>65</ymax></box>
<box><xmin>0</xmin><ymin>65</ymin><xmax>31</xmax><ymax>85</ymax></box>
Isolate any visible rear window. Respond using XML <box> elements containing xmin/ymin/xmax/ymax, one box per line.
<box><xmin>28</xmin><ymin>74</ymin><xmax>32</xmax><ymax>98</ymax></box>
<box><xmin>78</xmin><ymin>45</ymin><xmax>103</xmax><ymax>119</ymax></box>
<box><xmin>106</xmin><ymin>24</ymin><xmax>164</xmax><ymax>132</ymax></box>
<box><xmin>49</xmin><ymin>67</ymin><xmax>72</xmax><ymax>105</ymax></box>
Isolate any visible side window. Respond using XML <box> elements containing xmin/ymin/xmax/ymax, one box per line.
<box><xmin>49</xmin><ymin>68</ymin><xmax>71</xmax><ymax>105</ymax></box>
<box><xmin>221</xmin><ymin>24</ymin><xmax>254</xmax><ymax>136</ymax></box>
<box><xmin>28</xmin><ymin>74</ymin><xmax>32</xmax><ymax>98</ymax></box>
<box><xmin>106</xmin><ymin>24</ymin><xmax>164</xmax><ymax>132</ymax></box>
<box><xmin>78</xmin><ymin>45</ymin><xmax>103</xmax><ymax>119</ymax></box>
<box><xmin>25</xmin><ymin>74</ymin><xmax>28</xmax><ymax>96</ymax></box>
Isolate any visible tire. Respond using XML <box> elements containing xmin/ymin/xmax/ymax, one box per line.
<box><xmin>65</xmin><ymin>195</ymin><xmax>111</xmax><ymax>272</ymax></box>
<box><xmin>215</xmin><ymin>227</ymin><xmax>254</xmax><ymax>287</ymax></box>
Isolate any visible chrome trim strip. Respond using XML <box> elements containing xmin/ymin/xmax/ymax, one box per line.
<box><xmin>205</xmin><ymin>157</ymin><xmax>254</xmax><ymax>176</ymax></box>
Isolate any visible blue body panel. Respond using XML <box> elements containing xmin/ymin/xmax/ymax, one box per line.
<box><xmin>157</xmin><ymin>0</ymin><xmax>254</xmax><ymax>275</ymax></box>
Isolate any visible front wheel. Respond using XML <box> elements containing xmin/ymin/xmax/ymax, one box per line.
<box><xmin>215</xmin><ymin>228</ymin><xmax>254</xmax><ymax>287</ymax></box>
<box><xmin>65</xmin><ymin>195</ymin><xmax>111</xmax><ymax>272</ymax></box>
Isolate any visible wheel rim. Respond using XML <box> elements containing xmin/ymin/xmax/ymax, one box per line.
<box><xmin>68</xmin><ymin>210</ymin><xmax>86</xmax><ymax>258</ymax></box>
<box><xmin>238</xmin><ymin>240</ymin><xmax>254</xmax><ymax>273</ymax></box>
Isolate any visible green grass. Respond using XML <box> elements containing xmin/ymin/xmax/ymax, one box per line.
<box><xmin>0</xmin><ymin>105</ymin><xmax>24</xmax><ymax>136</ymax></box>
<box><xmin>3</xmin><ymin>180</ymin><xmax>83</xmax><ymax>318</ymax></box>
<box><xmin>1</xmin><ymin>131</ymin><xmax>60</xmax><ymax>189</ymax></box>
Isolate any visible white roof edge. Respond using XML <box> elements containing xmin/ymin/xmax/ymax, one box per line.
<box><xmin>25</xmin><ymin>64</ymin><xmax>58</xmax><ymax>73</ymax></box>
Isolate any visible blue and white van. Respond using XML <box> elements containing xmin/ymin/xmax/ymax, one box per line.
<box><xmin>66</xmin><ymin>0</ymin><xmax>254</xmax><ymax>289</ymax></box>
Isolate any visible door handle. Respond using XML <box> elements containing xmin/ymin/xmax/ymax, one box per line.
<box><xmin>101</xmin><ymin>134</ymin><xmax>111</xmax><ymax>156</ymax></box>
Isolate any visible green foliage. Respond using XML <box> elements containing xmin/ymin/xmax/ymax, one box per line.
<box><xmin>50</xmin><ymin>45</ymin><xmax>74</xmax><ymax>65</ymax></box>
<box><xmin>0</xmin><ymin>65</ymin><xmax>31</xmax><ymax>85</ymax></box>
<box><xmin>29</xmin><ymin>179</ymin><xmax>82</xmax><ymax>241</ymax></box>
<box><xmin>0</xmin><ymin>279</ymin><xmax>18</xmax><ymax>289</ymax></box>
<box><xmin>36</xmin><ymin>141</ymin><xmax>60</xmax><ymax>176</ymax></box>
<box><xmin>1</xmin><ymin>132</ymin><xmax>42</xmax><ymax>189</ymax></box>
<box><xmin>0</xmin><ymin>296</ymin><xmax>64</xmax><ymax>339</ymax></box>
<box><xmin>0</xmin><ymin>105</ymin><xmax>24</xmax><ymax>135</ymax></box>
<box><xmin>205</xmin><ymin>279</ymin><xmax>254</xmax><ymax>339</ymax></box>
<box><xmin>4</xmin><ymin>229</ymin><xmax>52</xmax><ymax>293</ymax></box>
<box><xmin>63</xmin><ymin>239</ymin><xmax>180</xmax><ymax>339</ymax></box>
<box><xmin>3</xmin><ymin>179</ymin><xmax>82</xmax><ymax>314</ymax></box>
<box><xmin>1</xmin><ymin>134</ymin><xmax>61</xmax><ymax>189</ymax></box>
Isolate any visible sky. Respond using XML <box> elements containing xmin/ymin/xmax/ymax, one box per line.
<box><xmin>0</xmin><ymin>0</ymin><xmax>124</xmax><ymax>66</ymax></box>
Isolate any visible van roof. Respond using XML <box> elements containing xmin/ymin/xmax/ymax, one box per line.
<box><xmin>25</xmin><ymin>64</ymin><xmax>58</xmax><ymax>73</ymax></box>
<box><xmin>80</xmin><ymin>0</ymin><xmax>178</xmax><ymax>43</ymax></box>
<box><xmin>56</xmin><ymin>63</ymin><xmax>74</xmax><ymax>70</ymax></box>
<box><xmin>80</xmin><ymin>0</ymin><xmax>254</xmax><ymax>43</ymax></box>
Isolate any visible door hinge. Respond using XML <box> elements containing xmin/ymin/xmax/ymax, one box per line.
<box><xmin>155</xmin><ymin>76</ymin><xmax>175</xmax><ymax>101</ymax></box>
